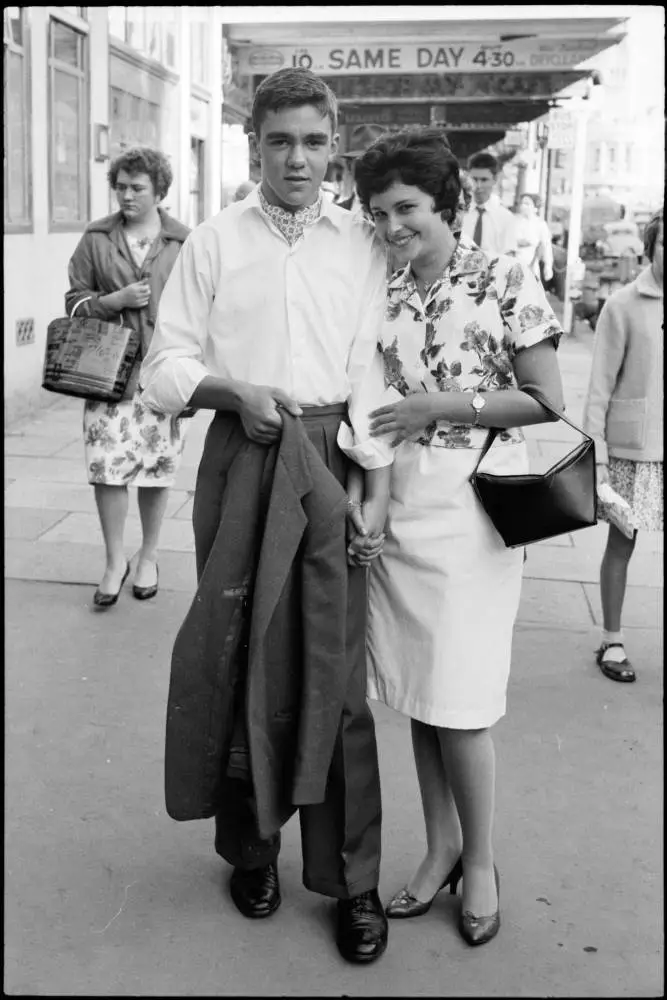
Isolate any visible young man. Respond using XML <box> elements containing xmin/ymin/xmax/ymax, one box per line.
<box><xmin>461</xmin><ymin>151</ymin><xmax>518</xmax><ymax>257</ymax></box>
<box><xmin>140</xmin><ymin>68</ymin><xmax>391</xmax><ymax>965</ymax></box>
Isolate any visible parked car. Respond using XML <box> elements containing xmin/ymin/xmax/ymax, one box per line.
<box><xmin>594</xmin><ymin>220</ymin><xmax>644</xmax><ymax>259</ymax></box>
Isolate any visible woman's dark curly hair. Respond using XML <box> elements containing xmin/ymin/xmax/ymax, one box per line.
<box><xmin>354</xmin><ymin>126</ymin><xmax>461</xmax><ymax>225</ymax></box>
<box><xmin>643</xmin><ymin>207</ymin><xmax>663</xmax><ymax>262</ymax></box>
<box><xmin>107</xmin><ymin>146</ymin><xmax>173</xmax><ymax>201</ymax></box>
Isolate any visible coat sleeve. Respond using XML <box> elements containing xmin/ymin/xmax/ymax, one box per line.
<box><xmin>582</xmin><ymin>295</ymin><xmax>627</xmax><ymax>464</ymax></box>
<box><xmin>65</xmin><ymin>232</ymin><xmax>120</xmax><ymax>321</ymax></box>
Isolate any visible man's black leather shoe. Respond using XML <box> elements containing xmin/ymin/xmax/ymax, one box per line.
<box><xmin>336</xmin><ymin>889</ymin><xmax>388</xmax><ymax>964</ymax></box>
<box><xmin>229</xmin><ymin>862</ymin><xmax>281</xmax><ymax>919</ymax></box>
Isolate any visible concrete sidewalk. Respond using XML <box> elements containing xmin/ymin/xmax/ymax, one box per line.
<box><xmin>4</xmin><ymin>326</ymin><xmax>663</xmax><ymax>997</ymax></box>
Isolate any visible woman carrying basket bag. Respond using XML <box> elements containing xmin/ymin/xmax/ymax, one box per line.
<box><xmin>65</xmin><ymin>146</ymin><xmax>190</xmax><ymax>608</ymax></box>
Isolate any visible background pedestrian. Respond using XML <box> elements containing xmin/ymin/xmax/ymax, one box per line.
<box><xmin>583</xmin><ymin>207</ymin><xmax>663</xmax><ymax>682</ymax></box>
<box><xmin>65</xmin><ymin>146</ymin><xmax>190</xmax><ymax>607</ymax></box>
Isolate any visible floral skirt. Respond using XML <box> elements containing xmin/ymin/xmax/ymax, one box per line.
<box><xmin>606</xmin><ymin>458</ymin><xmax>664</xmax><ymax>532</ymax></box>
<box><xmin>83</xmin><ymin>391</ymin><xmax>186</xmax><ymax>487</ymax></box>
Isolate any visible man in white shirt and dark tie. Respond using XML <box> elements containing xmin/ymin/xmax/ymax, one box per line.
<box><xmin>462</xmin><ymin>152</ymin><xmax>518</xmax><ymax>257</ymax></box>
<box><xmin>140</xmin><ymin>68</ymin><xmax>391</xmax><ymax>966</ymax></box>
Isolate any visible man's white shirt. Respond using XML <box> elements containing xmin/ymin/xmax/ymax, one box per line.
<box><xmin>140</xmin><ymin>188</ymin><xmax>393</xmax><ymax>469</ymax></box>
<box><xmin>462</xmin><ymin>193</ymin><xmax>518</xmax><ymax>257</ymax></box>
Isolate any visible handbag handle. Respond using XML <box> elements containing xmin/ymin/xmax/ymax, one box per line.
<box><xmin>473</xmin><ymin>387</ymin><xmax>595</xmax><ymax>474</ymax></box>
<box><xmin>69</xmin><ymin>295</ymin><xmax>129</xmax><ymax>327</ymax></box>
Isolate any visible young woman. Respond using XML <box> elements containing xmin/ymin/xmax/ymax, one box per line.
<box><xmin>583</xmin><ymin>208</ymin><xmax>663</xmax><ymax>682</ymax></box>
<box><xmin>514</xmin><ymin>193</ymin><xmax>553</xmax><ymax>286</ymax></box>
<box><xmin>349</xmin><ymin>127</ymin><xmax>565</xmax><ymax>946</ymax></box>
<box><xmin>66</xmin><ymin>147</ymin><xmax>190</xmax><ymax>608</ymax></box>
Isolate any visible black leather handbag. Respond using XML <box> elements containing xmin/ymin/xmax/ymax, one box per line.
<box><xmin>470</xmin><ymin>394</ymin><xmax>597</xmax><ymax>548</ymax></box>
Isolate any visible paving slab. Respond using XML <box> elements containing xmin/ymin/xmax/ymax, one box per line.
<box><xmin>4</xmin><ymin>481</ymin><xmax>190</xmax><ymax>518</ymax></box>
<box><xmin>4</xmin><ymin>455</ymin><xmax>89</xmax><ymax>485</ymax></box>
<box><xmin>583</xmin><ymin>582</ymin><xmax>663</xmax><ymax>630</ymax></box>
<box><xmin>4</xmin><ymin>539</ymin><xmax>197</xmax><ymax>593</ymax></box>
<box><xmin>517</xmin><ymin>578</ymin><xmax>594</xmax><ymax>627</ymax></box>
<box><xmin>4</xmin><ymin>581</ymin><xmax>662</xmax><ymax>998</ymax></box>
<box><xmin>523</xmin><ymin>543</ymin><xmax>663</xmax><ymax>588</ymax></box>
<box><xmin>4</xmin><ymin>434</ymin><xmax>80</xmax><ymax>458</ymax></box>
<box><xmin>40</xmin><ymin>512</ymin><xmax>196</xmax><ymax>553</ymax></box>
<box><xmin>4</xmin><ymin>508</ymin><xmax>71</xmax><ymax>541</ymax></box>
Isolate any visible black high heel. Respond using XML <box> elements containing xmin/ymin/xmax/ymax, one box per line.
<box><xmin>93</xmin><ymin>563</ymin><xmax>130</xmax><ymax>609</ymax></box>
<box><xmin>458</xmin><ymin>864</ymin><xmax>500</xmax><ymax>947</ymax></box>
<box><xmin>133</xmin><ymin>563</ymin><xmax>159</xmax><ymax>601</ymax></box>
<box><xmin>386</xmin><ymin>856</ymin><xmax>463</xmax><ymax>919</ymax></box>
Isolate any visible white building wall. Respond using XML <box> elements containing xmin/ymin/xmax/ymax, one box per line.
<box><xmin>4</xmin><ymin>6</ymin><xmax>223</xmax><ymax>427</ymax></box>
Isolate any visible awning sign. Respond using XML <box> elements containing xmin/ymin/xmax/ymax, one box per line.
<box><xmin>238</xmin><ymin>37</ymin><xmax>614</xmax><ymax>76</ymax></box>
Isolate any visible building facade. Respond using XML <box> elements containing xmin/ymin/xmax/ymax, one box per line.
<box><xmin>3</xmin><ymin>5</ymin><xmax>223</xmax><ymax>425</ymax></box>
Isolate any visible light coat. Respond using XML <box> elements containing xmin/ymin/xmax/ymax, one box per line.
<box><xmin>65</xmin><ymin>208</ymin><xmax>190</xmax><ymax>397</ymax></box>
<box><xmin>583</xmin><ymin>266</ymin><xmax>663</xmax><ymax>463</ymax></box>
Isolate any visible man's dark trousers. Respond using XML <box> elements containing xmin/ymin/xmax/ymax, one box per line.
<box><xmin>203</xmin><ymin>406</ymin><xmax>382</xmax><ymax>901</ymax></box>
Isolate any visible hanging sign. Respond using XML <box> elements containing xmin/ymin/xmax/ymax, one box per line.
<box><xmin>547</xmin><ymin>109</ymin><xmax>576</xmax><ymax>149</ymax></box>
<box><xmin>238</xmin><ymin>36</ymin><xmax>615</xmax><ymax>76</ymax></box>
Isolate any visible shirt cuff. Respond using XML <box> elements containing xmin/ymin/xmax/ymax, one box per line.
<box><xmin>139</xmin><ymin>357</ymin><xmax>209</xmax><ymax>415</ymax></box>
<box><xmin>337</xmin><ymin>423</ymin><xmax>394</xmax><ymax>469</ymax></box>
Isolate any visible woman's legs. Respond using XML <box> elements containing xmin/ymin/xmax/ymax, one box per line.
<box><xmin>406</xmin><ymin>719</ymin><xmax>462</xmax><ymax>901</ymax></box>
<box><xmin>94</xmin><ymin>484</ymin><xmax>129</xmax><ymax>592</ymax></box>
<box><xmin>600</xmin><ymin>523</ymin><xmax>637</xmax><ymax>638</ymax></box>
<box><xmin>438</xmin><ymin>727</ymin><xmax>498</xmax><ymax>917</ymax></box>
<box><xmin>135</xmin><ymin>486</ymin><xmax>170</xmax><ymax>587</ymax></box>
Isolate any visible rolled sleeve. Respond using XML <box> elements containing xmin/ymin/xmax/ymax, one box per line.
<box><xmin>500</xmin><ymin>257</ymin><xmax>562</xmax><ymax>358</ymax></box>
<box><xmin>140</xmin><ymin>234</ymin><xmax>213</xmax><ymax>415</ymax></box>
<box><xmin>337</xmin><ymin>249</ymin><xmax>394</xmax><ymax>470</ymax></box>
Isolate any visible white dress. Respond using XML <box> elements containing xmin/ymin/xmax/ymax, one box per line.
<box><xmin>366</xmin><ymin>237</ymin><xmax>563</xmax><ymax>729</ymax></box>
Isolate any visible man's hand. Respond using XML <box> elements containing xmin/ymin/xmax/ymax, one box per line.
<box><xmin>120</xmin><ymin>281</ymin><xmax>152</xmax><ymax>309</ymax></box>
<box><xmin>369</xmin><ymin>394</ymin><xmax>434</xmax><ymax>447</ymax></box>
<box><xmin>237</xmin><ymin>385</ymin><xmax>302</xmax><ymax>444</ymax></box>
<box><xmin>596</xmin><ymin>462</ymin><xmax>610</xmax><ymax>487</ymax></box>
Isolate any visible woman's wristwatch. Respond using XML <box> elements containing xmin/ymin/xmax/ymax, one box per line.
<box><xmin>470</xmin><ymin>390</ymin><xmax>487</xmax><ymax>427</ymax></box>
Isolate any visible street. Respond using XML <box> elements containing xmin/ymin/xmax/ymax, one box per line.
<box><xmin>4</xmin><ymin>325</ymin><xmax>663</xmax><ymax>997</ymax></box>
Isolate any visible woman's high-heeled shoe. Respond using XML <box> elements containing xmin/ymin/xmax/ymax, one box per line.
<box><xmin>458</xmin><ymin>864</ymin><xmax>500</xmax><ymax>947</ymax></box>
<box><xmin>93</xmin><ymin>563</ymin><xmax>130</xmax><ymax>609</ymax></box>
<box><xmin>386</xmin><ymin>856</ymin><xmax>463</xmax><ymax>919</ymax></box>
<box><xmin>133</xmin><ymin>563</ymin><xmax>159</xmax><ymax>601</ymax></box>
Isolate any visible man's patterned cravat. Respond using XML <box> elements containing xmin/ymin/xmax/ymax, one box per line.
<box><xmin>257</xmin><ymin>187</ymin><xmax>323</xmax><ymax>246</ymax></box>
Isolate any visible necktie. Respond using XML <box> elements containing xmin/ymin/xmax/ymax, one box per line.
<box><xmin>473</xmin><ymin>207</ymin><xmax>485</xmax><ymax>248</ymax></box>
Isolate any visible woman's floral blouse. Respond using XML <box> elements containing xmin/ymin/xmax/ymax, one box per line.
<box><xmin>380</xmin><ymin>235</ymin><xmax>563</xmax><ymax>448</ymax></box>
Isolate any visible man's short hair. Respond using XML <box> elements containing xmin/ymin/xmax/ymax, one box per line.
<box><xmin>643</xmin><ymin>208</ymin><xmax>663</xmax><ymax>262</ymax></box>
<box><xmin>251</xmin><ymin>68</ymin><xmax>338</xmax><ymax>136</ymax></box>
<box><xmin>467</xmin><ymin>152</ymin><xmax>499</xmax><ymax>176</ymax></box>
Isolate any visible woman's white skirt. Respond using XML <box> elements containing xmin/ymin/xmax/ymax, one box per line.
<box><xmin>367</xmin><ymin>439</ymin><xmax>529</xmax><ymax>730</ymax></box>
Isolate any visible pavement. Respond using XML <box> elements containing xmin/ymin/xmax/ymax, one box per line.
<box><xmin>4</xmin><ymin>320</ymin><xmax>663</xmax><ymax>997</ymax></box>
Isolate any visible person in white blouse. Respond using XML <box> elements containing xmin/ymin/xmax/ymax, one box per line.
<box><xmin>462</xmin><ymin>152</ymin><xmax>518</xmax><ymax>257</ymax></box>
<box><xmin>140</xmin><ymin>68</ymin><xmax>392</xmax><ymax>965</ymax></box>
<box><xmin>514</xmin><ymin>193</ymin><xmax>554</xmax><ymax>285</ymax></box>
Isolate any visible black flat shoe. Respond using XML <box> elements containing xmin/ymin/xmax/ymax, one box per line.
<box><xmin>337</xmin><ymin>889</ymin><xmax>388</xmax><ymax>964</ymax></box>
<box><xmin>596</xmin><ymin>644</ymin><xmax>636</xmax><ymax>683</ymax></box>
<box><xmin>458</xmin><ymin>864</ymin><xmax>500</xmax><ymax>947</ymax></box>
<box><xmin>386</xmin><ymin>856</ymin><xmax>463</xmax><ymax>918</ymax></box>
<box><xmin>133</xmin><ymin>564</ymin><xmax>159</xmax><ymax>601</ymax></box>
<box><xmin>229</xmin><ymin>862</ymin><xmax>281</xmax><ymax>919</ymax></box>
<box><xmin>93</xmin><ymin>563</ymin><xmax>130</xmax><ymax>609</ymax></box>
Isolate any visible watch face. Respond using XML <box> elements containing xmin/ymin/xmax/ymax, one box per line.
<box><xmin>472</xmin><ymin>394</ymin><xmax>485</xmax><ymax>411</ymax></box>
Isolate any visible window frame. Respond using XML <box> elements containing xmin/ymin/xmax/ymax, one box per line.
<box><xmin>47</xmin><ymin>12</ymin><xmax>90</xmax><ymax>233</ymax></box>
<box><xmin>4</xmin><ymin>7</ymin><xmax>33</xmax><ymax>233</ymax></box>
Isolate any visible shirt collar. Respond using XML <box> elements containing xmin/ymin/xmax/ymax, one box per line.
<box><xmin>635</xmin><ymin>264</ymin><xmax>663</xmax><ymax>298</ymax></box>
<box><xmin>238</xmin><ymin>185</ymin><xmax>343</xmax><ymax>232</ymax></box>
<box><xmin>387</xmin><ymin>234</ymin><xmax>488</xmax><ymax>291</ymax></box>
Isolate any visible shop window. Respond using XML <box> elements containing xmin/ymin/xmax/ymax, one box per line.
<box><xmin>48</xmin><ymin>16</ymin><xmax>88</xmax><ymax>229</ymax></box>
<box><xmin>625</xmin><ymin>145</ymin><xmax>632</xmax><ymax>173</ymax></box>
<box><xmin>594</xmin><ymin>147</ymin><xmax>602</xmax><ymax>173</ymax></box>
<box><xmin>190</xmin><ymin>137</ymin><xmax>205</xmax><ymax>226</ymax></box>
<box><xmin>4</xmin><ymin>7</ymin><xmax>32</xmax><ymax>230</ymax></box>
<box><xmin>608</xmin><ymin>146</ymin><xmax>616</xmax><ymax>173</ymax></box>
<box><xmin>109</xmin><ymin>7</ymin><xmax>176</xmax><ymax>69</ymax></box>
